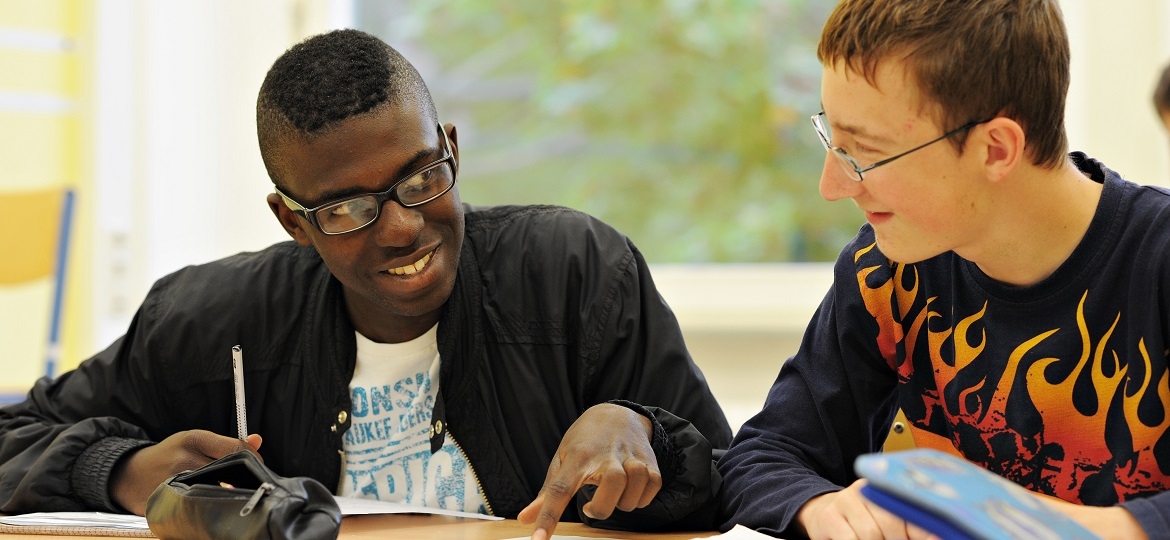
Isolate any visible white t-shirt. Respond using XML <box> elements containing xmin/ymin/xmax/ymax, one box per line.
<box><xmin>340</xmin><ymin>325</ymin><xmax>488</xmax><ymax>514</ymax></box>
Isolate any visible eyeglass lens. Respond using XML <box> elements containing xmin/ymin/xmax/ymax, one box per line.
<box><xmin>813</xmin><ymin>114</ymin><xmax>863</xmax><ymax>181</ymax></box>
<box><xmin>315</xmin><ymin>161</ymin><xmax>454</xmax><ymax>234</ymax></box>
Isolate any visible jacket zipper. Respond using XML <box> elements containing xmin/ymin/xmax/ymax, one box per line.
<box><xmin>336</xmin><ymin>449</ymin><xmax>346</xmax><ymax>495</ymax></box>
<box><xmin>449</xmin><ymin>431</ymin><xmax>494</xmax><ymax>516</ymax></box>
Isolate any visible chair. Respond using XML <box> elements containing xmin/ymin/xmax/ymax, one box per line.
<box><xmin>0</xmin><ymin>187</ymin><xmax>75</xmax><ymax>379</ymax></box>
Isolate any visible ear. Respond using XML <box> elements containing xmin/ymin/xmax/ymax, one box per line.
<box><xmin>978</xmin><ymin>117</ymin><xmax>1025</xmax><ymax>182</ymax></box>
<box><xmin>444</xmin><ymin>122</ymin><xmax>459</xmax><ymax>172</ymax></box>
<box><xmin>267</xmin><ymin>192</ymin><xmax>314</xmax><ymax>247</ymax></box>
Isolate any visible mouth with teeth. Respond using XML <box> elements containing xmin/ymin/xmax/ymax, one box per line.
<box><xmin>385</xmin><ymin>249</ymin><xmax>435</xmax><ymax>276</ymax></box>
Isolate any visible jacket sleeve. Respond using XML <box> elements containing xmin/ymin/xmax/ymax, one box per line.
<box><xmin>714</xmin><ymin>236</ymin><xmax>900</xmax><ymax>537</ymax></box>
<box><xmin>0</xmin><ymin>344</ymin><xmax>156</xmax><ymax>512</ymax></box>
<box><xmin>577</xmin><ymin>238</ymin><xmax>734</xmax><ymax>532</ymax></box>
<box><xmin>1121</xmin><ymin>487</ymin><xmax>1170</xmax><ymax>538</ymax></box>
<box><xmin>0</xmin><ymin>301</ymin><xmax>170</xmax><ymax>513</ymax></box>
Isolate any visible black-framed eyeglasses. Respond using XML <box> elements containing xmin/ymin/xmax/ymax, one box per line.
<box><xmin>275</xmin><ymin>122</ymin><xmax>458</xmax><ymax>235</ymax></box>
<box><xmin>811</xmin><ymin>111</ymin><xmax>990</xmax><ymax>181</ymax></box>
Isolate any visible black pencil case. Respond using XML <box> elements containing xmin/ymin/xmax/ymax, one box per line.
<box><xmin>145</xmin><ymin>450</ymin><xmax>341</xmax><ymax>540</ymax></box>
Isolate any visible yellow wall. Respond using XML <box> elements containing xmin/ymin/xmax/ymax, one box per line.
<box><xmin>0</xmin><ymin>0</ymin><xmax>92</xmax><ymax>392</ymax></box>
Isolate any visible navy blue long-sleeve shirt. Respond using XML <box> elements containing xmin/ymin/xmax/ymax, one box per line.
<box><xmin>719</xmin><ymin>153</ymin><xmax>1170</xmax><ymax>538</ymax></box>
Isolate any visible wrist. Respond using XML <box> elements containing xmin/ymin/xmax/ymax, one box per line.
<box><xmin>1091</xmin><ymin>507</ymin><xmax>1148</xmax><ymax>540</ymax></box>
<box><xmin>604</xmin><ymin>400</ymin><xmax>653</xmax><ymax>436</ymax></box>
<box><xmin>795</xmin><ymin>491</ymin><xmax>834</xmax><ymax>537</ymax></box>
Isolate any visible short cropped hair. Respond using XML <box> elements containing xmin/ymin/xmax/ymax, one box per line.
<box><xmin>256</xmin><ymin>29</ymin><xmax>437</xmax><ymax>183</ymax></box>
<box><xmin>1155</xmin><ymin>62</ymin><xmax>1170</xmax><ymax>117</ymax></box>
<box><xmin>818</xmin><ymin>0</ymin><xmax>1070</xmax><ymax>169</ymax></box>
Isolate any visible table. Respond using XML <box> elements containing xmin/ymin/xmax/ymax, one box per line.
<box><xmin>343</xmin><ymin>514</ymin><xmax>718</xmax><ymax>538</ymax></box>
<box><xmin>0</xmin><ymin>514</ymin><xmax>720</xmax><ymax>539</ymax></box>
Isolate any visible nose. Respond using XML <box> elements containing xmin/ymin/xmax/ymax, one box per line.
<box><xmin>371</xmin><ymin>200</ymin><xmax>424</xmax><ymax>248</ymax></box>
<box><xmin>818</xmin><ymin>152</ymin><xmax>863</xmax><ymax>202</ymax></box>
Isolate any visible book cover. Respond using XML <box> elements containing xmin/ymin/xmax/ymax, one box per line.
<box><xmin>854</xmin><ymin>449</ymin><xmax>1099</xmax><ymax>540</ymax></box>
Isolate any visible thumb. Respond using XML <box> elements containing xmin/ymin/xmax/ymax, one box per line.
<box><xmin>246</xmin><ymin>434</ymin><xmax>263</xmax><ymax>451</ymax></box>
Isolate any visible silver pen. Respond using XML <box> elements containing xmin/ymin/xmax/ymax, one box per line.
<box><xmin>232</xmin><ymin>345</ymin><xmax>248</xmax><ymax>441</ymax></box>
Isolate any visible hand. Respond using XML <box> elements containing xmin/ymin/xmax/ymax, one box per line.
<box><xmin>110</xmin><ymin>429</ymin><xmax>263</xmax><ymax>515</ymax></box>
<box><xmin>517</xmin><ymin>403</ymin><xmax>661</xmax><ymax>540</ymax></box>
<box><xmin>1040</xmin><ymin>494</ymin><xmax>1149</xmax><ymax>540</ymax></box>
<box><xmin>797</xmin><ymin>479</ymin><xmax>938</xmax><ymax>540</ymax></box>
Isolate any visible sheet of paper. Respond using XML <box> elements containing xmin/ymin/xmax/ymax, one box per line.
<box><xmin>334</xmin><ymin>496</ymin><xmax>502</xmax><ymax>520</ymax></box>
<box><xmin>703</xmin><ymin>524</ymin><xmax>781</xmax><ymax>539</ymax></box>
<box><xmin>0</xmin><ymin>497</ymin><xmax>500</xmax><ymax>532</ymax></box>
<box><xmin>0</xmin><ymin>511</ymin><xmax>149</xmax><ymax>529</ymax></box>
<box><xmin>498</xmin><ymin>525</ymin><xmax>777</xmax><ymax>540</ymax></box>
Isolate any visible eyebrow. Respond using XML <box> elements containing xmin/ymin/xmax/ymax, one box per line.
<box><xmin>821</xmin><ymin>106</ymin><xmax>897</xmax><ymax>146</ymax></box>
<box><xmin>310</xmin><ymin>145</ymin><xmax>441</xmax><ymax>206</ymax></box>
<box><xmin>836</xmin><ymin>123</ymin><xmax>896</xmax><ymax>146</ymax></box>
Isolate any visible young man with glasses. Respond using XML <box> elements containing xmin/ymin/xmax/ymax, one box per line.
<box><xmin>718</xmin><ymin>1</ymin><xmax>1168</xmax><ymax>539</ymax></box>
<box><xmin>0</xmin><ymin>30</ymin><xmax>730</xmax><ymax>539</ymax></box>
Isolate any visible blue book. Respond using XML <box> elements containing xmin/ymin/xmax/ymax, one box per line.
<box><xmin>854</xmin><ymin>449</ymin><xmax>1099</xmax><ymax>540</ymax></box>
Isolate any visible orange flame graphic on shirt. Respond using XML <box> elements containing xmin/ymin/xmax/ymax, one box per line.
<box><xmin>1025</xmin><ymin>307</ymin><xmax>1170</xmax><ymax>502</ymax></box>
<box><xmin>854</xmin><ymin>242</ymin><xmax>1170</xmax><ymax>504</ymax></box>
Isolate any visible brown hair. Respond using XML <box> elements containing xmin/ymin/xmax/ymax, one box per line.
<box><xmin>817</xmin><ymin>0</ymin><xmax>1070</xmax><ymax>169</ymax></box>
<box><xmin>1155</xmin><ymin>62</ymin><xmax>1170</xmax><ymax>116</ymax></box>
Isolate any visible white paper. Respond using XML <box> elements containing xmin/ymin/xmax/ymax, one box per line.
<box><xmin>497</xmin><ymin>524</ymin><xmax>776</xmax><ymax>540</ymax></box>
<box><xmin>333</xmin><ymin>495</ymin><xmax>502</xmax><ymax>520</ymax></box>
<box><xmin>0</xmin><ymin>511</ymin><xmax>150</xmax><ymax>529</ymax></box>
<box><xmin>697</xmin><ymin>524</ymin><xmax>780</xmax><ymax>539</ymax></box>
<box><xmin>0</xmin><ymin>497</ymin><xmax>499</xmax><ymax>531</ymax></box>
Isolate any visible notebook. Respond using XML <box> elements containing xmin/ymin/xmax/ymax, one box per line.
<box><xmin>854</xmin><ymin>449</ymin><xmax>1099</xmax><ymax>540</ymax></box>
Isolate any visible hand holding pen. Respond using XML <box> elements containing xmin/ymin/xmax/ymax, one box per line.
<box><xmin>106</xmin><ymin>346</ymin><xmax>263</xmax><ymax>516</ymax></box>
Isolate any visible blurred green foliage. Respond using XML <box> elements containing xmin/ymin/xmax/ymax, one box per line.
<box><xmin>357</xmin><ymin>0</ymin><xmax>862</xmax><ymax>262</ymax></box>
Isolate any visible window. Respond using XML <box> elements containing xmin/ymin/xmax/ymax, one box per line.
<box><xmin>354</xmin><ymin>1</ymin><xmax>858</xmax><ymax>262</ymax></box>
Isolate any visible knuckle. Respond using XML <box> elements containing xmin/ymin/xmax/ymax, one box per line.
<box><xmin>542</xmin><ymin>480</ymin><xmax>575</xmax><ymax>499</ymax></box>
<box><xmin>600</xmin><ymin>468</ymin><xmax>627</xmax><ymax>486</ymax></box>
<box><xmin>538</xmin><ymin>508</ymin><xmax>562</xmax><ymax>524</ymax></box>
<box><xmin>179</xmin><ymin>431</ymin><xmax>212</xmax><ymax>451</ymax></box>
<box><xmin>623</xmin><ymin>459</ymin><xmax>648</xmax><ymax>474</ymax></box>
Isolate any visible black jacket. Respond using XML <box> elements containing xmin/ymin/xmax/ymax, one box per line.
<box><xmin>0</xmin><ymin>204</ymin><xmax>731</xmax><ymax>530</ymax></box>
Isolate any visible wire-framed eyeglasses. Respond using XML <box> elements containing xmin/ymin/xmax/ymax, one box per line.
<box><xmin>275</xmin><ymin>122</ymin><xmax>458</xmax><ymax>235</ymax></box>
<box><xmin>811</xmin><ymin>111</ymin><xmax>990</xmax><ymax>181</ymax></box>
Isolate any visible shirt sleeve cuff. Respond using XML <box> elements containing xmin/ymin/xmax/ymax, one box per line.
<box><xmin>1121</xmin><ymin>496</ymin><xmax>1170</xmax><ymax>540</ymax></box>
<box><xmin>71</xmin><ymin>436</ymin><xmax>155</xmax><ymax>513</ymax></box>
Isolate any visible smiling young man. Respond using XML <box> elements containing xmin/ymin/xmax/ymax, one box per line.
<box><xmin>718</xmin><ymin>1</ymin><xmax>1169</xmax><ymax>539</ymax></box>
<box><xmin>0</xmin><ymin>30</ymin><xmax>730</xmax><ymax>539</ymax></box>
